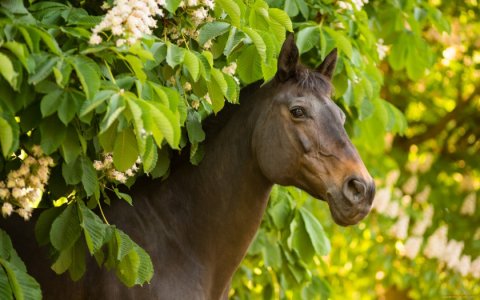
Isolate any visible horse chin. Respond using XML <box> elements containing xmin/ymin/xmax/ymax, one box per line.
<box><xmin>325</xmin><ymin>194</ymin><xmax>370</xmax><ymax>226</ymax></box>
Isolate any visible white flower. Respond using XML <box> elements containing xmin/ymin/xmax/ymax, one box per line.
<box><xmin>389</xmin><ymin>214</ymin><xmax>409</xmax><ymax>240</ymax></box>
<box><xmin>470</xmin><ymin>257</ymin><xmax>480</xmax><ymax>278</ymax></box>
<box><xmin>412</xmin><ymin>205</ymin><xmax>434</xmax><ymax>236</ymax></box>
<box><xmin>376</xmin><ymin>39</ymin><xmax>388</xmax><ymax>60</ymax></box>
<box><xmin>93</xmin><ymin>160</ymin><xmax>104</xmax><ymax>171</ymax></box>
<box><xmin>384</xmin><ymin>201</ymin><xmax>400</xmax><ymax>218</ymax></box>
<box><xmin>31</xmin><ymin>145</ymin><xmax>43</xmax><ymax>157</ymax></box>
<box><xmin>89</xmin><ymin>33</ymin><xmax>103</xmax><ymax>45</ymax></box>
<box><xmin>443</xmin><ymin>240</ymin><xmax>464</xmax><ymax>269</ymax></box>
<box><xmin>222</xmin><ymin>62</ymin><xmax>237</xmax><ymax>76</ymax></box>
<box><xmin>373</xmin><ymin>187</ymin><xmax>391</xmax><ymax>213</ymax></box>
<box><xmin>403</xmin><ymin>236</ymin><xmax>423</xmax><ymax>259</ymax></box>
<box><xmin>1</xmin><ymin>202</ymin><xmax>13</xmax><ymax>217</ymax></box>
<box><xmin>460</xmin><ymin>192</ymin><xmax>476</xmax><ymax>216</ymax></box>
<box><xmin>455</xmin><ymin>255</ymin><xmax>471</xmax><ymax>276</ymax></box>
<box><xmin>16</xmin><ymin>208</ymin><xmax>32</xmax><ymax>221</ymax></box>
<box><xmin>0</xmin><ymin>188</ymin><xmax>9</xmax><ymax>199</ymax></box>
<box><xmin>202</xmin><ymin>0</ymin><xmax>214</xmax><ymax>10</ymax></box>
<box><xmin>402</xmin><ymin>176</ymin><xmax>418</xmax><ymax>195</ymax></box>
<box><xmin>385</xmin><ymin>170</ymin><xmax>400</xmax><ymax>187</ymax></box>
<box><xmin>424</xmin><ymin>225</ymin><xmax>448</xmax><ymax>259</ymax></box>
<box><xmin>415</xmin><ymin>185</ymin><xmax>431</xmax><ymax>203</ymax></box>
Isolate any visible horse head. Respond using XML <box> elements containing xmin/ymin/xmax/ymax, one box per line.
<box><xmin>252</xmin><ymin>34</ymin><xmax>375</xmax><ymax>226</ymax></box>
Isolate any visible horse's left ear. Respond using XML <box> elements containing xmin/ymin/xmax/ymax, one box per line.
<box><xmin>317</xmin><ymin>48</ymin><xmax>338</xmax><ymax>79</ymax></box>
<box><xmin>276</xmin><ymin>33</ymin><xmax>299</xmax><ymax>82</ymax></box>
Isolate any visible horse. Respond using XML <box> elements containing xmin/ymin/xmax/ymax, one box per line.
<box><xmin>1</xmin><ymin>34</ymin><xmax>375</xmax><ymax>299</ymax></box>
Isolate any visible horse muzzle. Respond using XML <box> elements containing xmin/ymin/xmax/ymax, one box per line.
<box><xmin>327</xmin><ymin>177</ymin><xmax>375</xmax><ymax>226</ymax></box>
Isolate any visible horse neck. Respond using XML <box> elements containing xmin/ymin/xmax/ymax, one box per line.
<box><xmin>176</xmin><ymin>87</ymin><xmax>273</xmax><ymax>294</ymax></box>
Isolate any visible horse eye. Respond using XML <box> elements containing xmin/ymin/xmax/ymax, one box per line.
<box><xmin>290</xmin><ymin>107</ymin><xmax>306</xmax><ymax>118</ymax></box>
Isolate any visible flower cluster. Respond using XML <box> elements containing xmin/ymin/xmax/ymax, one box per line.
<box><xmin>93</xmin><ymin>154</ymin><xmax>140</xmax><ymax>184</ymax></box>
<box><xmin>373</xmin><ymin>166</ymin><xmax>480</xmax><ymax>279</ymax></box>
<box><xmin>161</xmin><ymin>0</ymin><xmax>215</xmax><ymax>46</ymax></box>
<box><xmin>90</xmin><ymin>0</ymin><xmax>166</xmax><ymax>46</ymax></box>
<box><xmin>0</xmin><ymin>146</ymin><xmax>54</xmax><ymax>220</ymax></box>
<box><xmin>90</xmin><ymin>0</ymin><xmax>216</xmax><ymax>47</ymax></box>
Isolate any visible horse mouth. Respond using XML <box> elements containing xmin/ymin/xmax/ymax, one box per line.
<box><xmin>325</xmin><ymin>193</ymin><xmax>371</xmax><ymax>226</ymax></box>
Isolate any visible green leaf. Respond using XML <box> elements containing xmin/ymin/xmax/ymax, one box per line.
<box><xmin>50</xmin><ymin>204</ymin><xmax>82</xmax><ymax>251</ymax></box>
<box><xmin>288</xmin><ymin>215</ymin><xmax>315</xmax><ymax>262</ymax></box>
<box><xmin>0</xmin><ymin>53</ymin><xmax>18</xmax><ymax>89</ymax></box>
<box><xmin>0</xmin><ymin>266</ymin><xmax>13</xmax><ymax>300</ymax></box>
<box><xmin>323</xmin><ymin>27</ymin><xmax>352</xmax><ymax>59</ymax></box>
<box><xmin>0</xmin><ymin>259</ymin><xmax>41</xmax><ymax>300</ymax></box>
<box><xmin>113</xmin><ymin>188</ymin><xmax>133</xmax><ymax>206</ymax></box>
<box><xmin>269</xmin><ymin>8</ymin><xmax>293</xmax><ymax>32</ymax></box>
<box><xmin>186</xmin><ymin>111</ymin><xmax>205</xmax><ymax>144</ymax></box>
<box><xmin>58</xmin><ymin>91</ymin><xmax>82</xmax><ymax>125</ymax></box>
<box><xmin>166</xmin><ymin>43</ymin><xmax>185</xmax><ymax>68</ymax></box>
<box><xmin>116</xmin><ymin>248</ymin><xmax>140</xmax><ymax>287</ymax></box>
<box><xmin>79</xmin><ymin>90</ymin><xmax>116</xmax><ymax>117</ymax></box>
<box><xmin>35</xmin><ymin>208</ymin><xmax>63</xmax><ymax>246</ymax></box>
<box><xmin>51</xmin><ymin>247</ymin><xmax>72</xmax><ymax>274</ymax></box>
<box><xmin>299</xmin><ymin>207</ymin><xmax>331</xmax><ymax>256</ymax></box>
<box><xmin>114</xmin><ymin>230</ymin><xmax>135</xmax><ymax>261</ymax></box>
<box><xmin>62</xmin><ymin>158</ymin><xmax>82</xmax><ymax>185</ymax></box>
<box><xmin>237</xmin><ymin>45</ymin><xmax>263</xmax><ymax>84</ymax></box>
<box><xmin>68</xmin><ymin>238</ymin><xmax>86</xmax><ymax>281</ymax></box>
<box><xmin>113</xmin><ymin>128</ymin><xmax>139</xmax><ymax>172</ymax></box>
<box><xmin>217</xmin><ymin>0</ymin><xmax>241</xmax><ymax>27</ymax></box>
<box><xmin>296</xmin><ymin>26</ymin><xmax>319</xmax><ymax>54</ymax></box>
<box><xmin>0</xmin><ymin>118</ymin><xmax>13</xmax><ymax>157</ymax></box>
<box><xmin>151</xmin><ymin>147</ymin><xmax>170</xmax><ymax>178</ymax></box>
<box><xmin>40</xmin><ymin>116</ymin><xmax>67</xmax><ymax>155</ymax></box>
<box><xmin>183</xmin><ymin>51</ymin><xmax>200</xmax><ymax>82</ymax></box>
<box><xmin>61</xmin><ymin>127</ymin><xmax>82</xmax><ymax>164</ymax></box>
<box><xmin>125</xmin><ymin>55</ymin><xmax>147</xmax><ymax>82</ymax></box>
<box><xmin>165</xmin><ymin>0</ymin><xmax>182</xmax><ymax>13</ymax></box>
<box><xmin>100</xmin><ymin>94</ymin><xmax>125</xmax><ymax>134</ymax></box>
<box><xmin>3</xmin><ymin>42</ymin><xmax>31</xmax><ymax>73</ymax></box>
<box><xmin>78</xmin><ymin>201</ymin><xmax>108</xmax><ymax>255</ymax></box>
<box><xmin>142</xmin><ymin>136</ymin><xmax>158</xmax><ymax>174</ymax></box>
<box><xmin>198</xmin><ymin>22</ymin><xmax>231</xmax><ymax>45</ymax></box>
<box><xmin>71</xmin><ymin>55</ymin><xmax>101</xmax><ymax>100</ymax></box>
<box><xmin>243</xmin><ymin>28</ymin><xmax>267</xmax><ymax>62</ymax></box>
<box><xmin>40</xmin><ymin>90</ymin><xmax>63</xmax><ymax>117</ymax></box>
<box><xmin>81</xmin><ymin>156</ymin><xmax>99</xmax><ymax>198</ymax></box>
<box><xmin>223</xmin><ymin>27</ymin><xmax>245</xmax><ymax>57</ymax></box>
<box><xmin>28</xmin><ymin>56</ymin><xmax>59</xmax><ymax>85</ymax></box>
<box><xmin>211</xmin><ymin>68</ymin><xmax>228</xmax><ymax>95</ymax></box>
<box><xmin>98</xmin><ymin>121</ymin><xmax>117</xmax><ymax>153</ymax></box>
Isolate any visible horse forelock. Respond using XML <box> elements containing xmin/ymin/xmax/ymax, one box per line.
<box><xmin>293</xmin><ymin>66</ymin><xmax>333</xmax><ymax>97</ymax></box>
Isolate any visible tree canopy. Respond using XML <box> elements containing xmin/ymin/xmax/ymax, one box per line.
<box><xmin>0</xmin><ymin>0</ymin><xmax>478</xmax><ymax>299</ymax></box>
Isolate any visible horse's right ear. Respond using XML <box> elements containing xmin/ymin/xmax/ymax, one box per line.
<box><xmin>276</xmin><ymin>33</ymin><xmax>299</xmax><ymax>82</ymax></box>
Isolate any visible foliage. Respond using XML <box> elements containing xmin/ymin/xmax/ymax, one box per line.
<box><xmin>0</xmin><ymin>0</ymin><xmax>478</xmax><ymax>299</ymax></box>
<box><xmin>232</xmin><ymin>0</ymin><xmax>480</xmax><ymax>299</ymax></box>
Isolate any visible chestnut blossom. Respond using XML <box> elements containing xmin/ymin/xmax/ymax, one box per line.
<box><xmin>424</xmin><ymin>225</ymin><xmax>448</xmax><ymax>259</ymax></box>
<box><xmin>1</xmin><ymin>202</ymin><xmax>13</xmax><ymax>217</ymax></box>
<box><xmin>412</xmin><ymin>205</ymin><xmax>434</xmax><ymax>236</ymax></box>
<box><xmin>403</xmin><ymin>236</ymin><xmax>423</xmax><ymax>259</ymax></box>
<box><xmin>373</xmin><ymin>187</ymin><xmax>391</xmax><ymax>213</ymax></box>
<box><xmin>460</xmin><ymin>192</ymin><xmax>476</xmax><ymax>216</ymax></box>
<box><xmin>90</xmin><ymin>0</ymin><xmax>166</xmax><ymax>46</ymax></box>
<box><xmin>443</xmin><ymin>240</ymin><xmax>464</xmax><ymax>269</ymax></box>
<box><xmin>0</xmin><ymin>146</ymin><xmax>53</xmax><ymax>220</ymax></box>
<box><xmin>456</xmin><ymin>255</ymin><xmax>471</xmax><ymax>276</ymax></box>
<box><xmin>402</xmin><ymin>175</ymin><xmax>418</xmax><ymax>195</ymax></box>
<box><xmin>389</xmin><ymin>214</ymin><xmax>409</xmax><ymax>240</ymax></box>
<box><xmin>471</xmin><ymin>257</ymin><xmax>480</xmax><ymax>278</ymax></box>
<box><xmin>415</xmin><ymin>185</ymin><xmax>431</xmax><ymax>203</ymax></box>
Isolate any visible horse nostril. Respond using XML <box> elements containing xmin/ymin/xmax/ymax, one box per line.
<box><xmin>343</xmin><ymin>178</ymin><xmax>367</xmax><ymax>204</ymax></box>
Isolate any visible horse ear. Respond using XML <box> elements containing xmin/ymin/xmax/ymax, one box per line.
<box><xmin>276</xmin><ymin>33</ymin><xmax>299</xmax><ymax>82</ymax></box>
<box><xmin>317</xmin><ymin>48</ymin><xmax>338</xmax><ymax>79</ymax></box>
